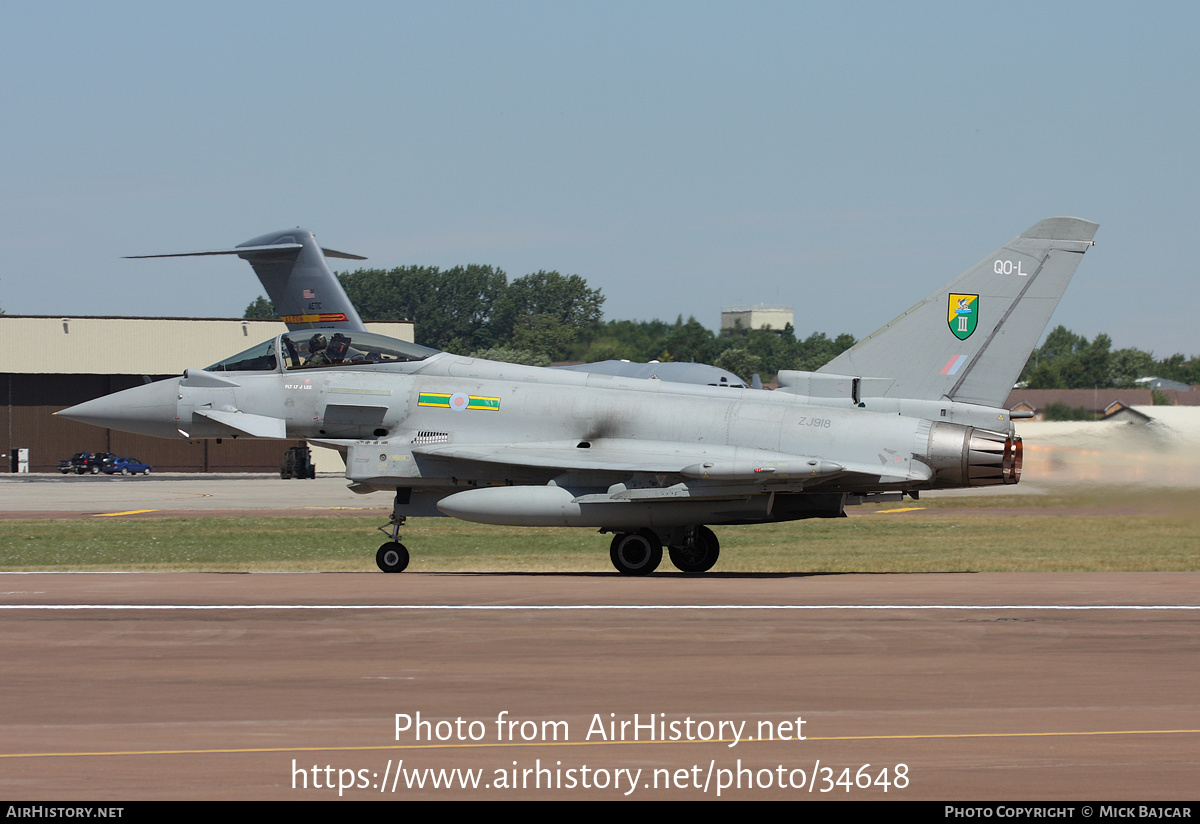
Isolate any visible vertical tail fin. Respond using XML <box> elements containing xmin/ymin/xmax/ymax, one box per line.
<box><xmin>817</xmin><ymin>217</ymin><xmax>1098</xmax><ymax>407</ymax></box>
<box><xmin>126</xmin><ymin>228</ymin><xmax>368</xmax><ymax>332</ymax></box>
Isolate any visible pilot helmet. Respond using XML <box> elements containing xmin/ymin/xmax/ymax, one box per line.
<box><xmin>309</xmin><ymin>333</ymin><xmax>328</xmax><ymax>352</ymax></box>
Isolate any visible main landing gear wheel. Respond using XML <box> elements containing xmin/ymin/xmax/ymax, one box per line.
<box><xmin>668</xmin><ymin>526</ymin><xmax>720</xmax><ymax>573</ymax></box>
<box><xmin>376</xmin><ymin>543</ymin><xmax>410</xmax><ymax>573</ymax></box>
<box><xmin>609</xmin><ymin>530</ymin><xmax>662</xmax><ymax>576</ymax></box>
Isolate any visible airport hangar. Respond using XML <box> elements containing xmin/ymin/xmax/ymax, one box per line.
<box><xmin>1</xmin><ymin>315</ymin><xmax>414</xmax><ymax>474</ymax></box>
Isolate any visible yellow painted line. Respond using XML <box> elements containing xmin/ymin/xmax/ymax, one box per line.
<box><xmin>875</xmin><ymin>507</ymin><xmax>925</xmax><ymax>514</ymax></box>
<box><xmin>3</xmin><ymin>728</ymin><xmax>1196</xmax><ymax>759</ymax></box>
<box><xmin>92</xmin><ymin>510</ymin><xmax>159</xmax><ymax>517</ymax></box>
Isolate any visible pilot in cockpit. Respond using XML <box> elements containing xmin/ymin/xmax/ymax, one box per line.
<box><xmin>305</xmin><ymin>333</ymin><xmax>331</xmax><ymax>366</ymax></box>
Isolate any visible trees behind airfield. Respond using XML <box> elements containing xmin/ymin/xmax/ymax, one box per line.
<box><xmin>335</xmin><ymin>265</ymin><xmax>604</xmax><ymax>359</ymax></box>
<box><xmin>1020</xmin><ymin>326</ymin><xmax>1200</xmax><ymax>389</ymax></box>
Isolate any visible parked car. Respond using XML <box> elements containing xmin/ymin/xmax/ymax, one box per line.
<box><xmin>58</xmin><ymin>452</ymin><xmax>89</xmax><ymax>474</ymax></box>
<box><xmin>102</xmin><ymin>456</ymin><xmax>152</xmax><ymax>475</ymax></box>
<box><xmin>58</xmin><ymin>452</ymin><xmax>115</xmax><ymax>474</ymax></box>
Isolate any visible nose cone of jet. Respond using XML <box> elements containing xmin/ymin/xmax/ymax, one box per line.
<box><xmin>57</xmin><ymin>377</ymin><xmax>183</xmax><ymax>439</ymax></box>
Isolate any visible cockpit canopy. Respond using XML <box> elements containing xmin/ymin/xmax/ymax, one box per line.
<box><xmin>206</xmin><ymin>330</ymin><xmax>439</xmax><ymax>373</ymax></box>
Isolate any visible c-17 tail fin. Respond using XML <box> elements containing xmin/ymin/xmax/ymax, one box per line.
<box><xmin>817</xmin><ymin>217</ymin><xmax>1098</xmax><ymax>408</ymax></box>
<box><xmin>127</xmin><ymin>228</ymin><xmax>368</xmax><ymax>332</ymax></box>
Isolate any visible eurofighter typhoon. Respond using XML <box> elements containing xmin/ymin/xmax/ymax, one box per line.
<box><xmin>59</xmin><ymin>218</ymin><xmax>1098</xmax><ymax>574</ymax></box>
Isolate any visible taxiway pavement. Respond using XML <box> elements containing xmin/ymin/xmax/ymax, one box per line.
<box><xmin>0</xmin><ymin>474</ymin><xmax>387</xmax><ymax>519</ymax></box>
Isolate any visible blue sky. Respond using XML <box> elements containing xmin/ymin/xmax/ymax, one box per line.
<box><xmin>3</xmin><ymin>2</ymin><xmax>1197</xmax><ymax>357</ymax></box>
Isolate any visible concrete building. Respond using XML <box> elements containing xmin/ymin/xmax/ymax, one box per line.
<box><xmin>720</xmin><ymin>304</ymin><xmax>793</xmax><ymax>332</ymax></box>
<box><xmin>2</xmin><ymin>316</ymin><xmax>414</xmax><ymax>473</ymax></box>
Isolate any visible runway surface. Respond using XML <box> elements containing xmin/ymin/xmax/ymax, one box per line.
<box><xmin>2</xmin><ymin>571</ymin><xmax>1198</xmax><ymax>800</ymax></box>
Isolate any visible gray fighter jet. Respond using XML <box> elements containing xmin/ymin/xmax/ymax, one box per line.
<box><xmin>60</xmin><ymin>217</ymin><xmax>1098</xmax><ymax>575</ymax></box>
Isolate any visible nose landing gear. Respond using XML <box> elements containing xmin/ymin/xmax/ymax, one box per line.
<box><xmin>376</xmin><ymin>510</ymin><xmax>409</xmax><ymax>573</ymax></box>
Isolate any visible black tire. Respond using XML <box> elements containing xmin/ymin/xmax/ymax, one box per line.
<box><xmin>143</xmin><ymin>468</ymin><xmax>152</xmax><ymax>475</ymax></box>
<box><xmin>75</xmin><ymin>467</ymin><xmax>84</xmax><ymax>475</ymax></box>
<box><xmin>668</xmin><ymin>526</ymin><xmax>720</xmax><ymax>573</ymax></box>
<box><xmin>90</xmin><ymin>465</ymin><xmax>100</xmax><ymax>474</ymax></box>
<box><xmin>376</xmin><ymin>542</ymin><xmax>410</xmax><ymax>573</ymax></box>
<box><xmin>121</xmin><ymin>468</ymin><xmax>129</xmax><ymax>475</ymax></box>
<box><xmin>609</xmin><ymin>531</ymin><xmax>663</xmax><ymax>576</ymax></box>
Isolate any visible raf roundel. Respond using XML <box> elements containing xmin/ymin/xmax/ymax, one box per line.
<box><xmin>449</xmin><ymin>392</ymin><xmax>470</xmax><ymax>412</ymax></box>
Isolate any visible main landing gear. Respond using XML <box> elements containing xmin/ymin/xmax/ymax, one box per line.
<box><xmin>609</xmin><ymin>530</ymin><xmax>662</xmax><ymax>576</ymax></box>
<box><xmin>667</xmin><ymin>526</ymin><xmax>720</xmax><ymax>573</ymax></box>
<box><xmin>608</xmin><ymin>526</ymin><xmax>720</xmax><ymax>575</ymax></box>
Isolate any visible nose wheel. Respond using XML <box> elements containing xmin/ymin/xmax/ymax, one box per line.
<box><xmin>376</xmin><ymin>542</ymin><xmax>410</xmax><ymax>573</ymax></box>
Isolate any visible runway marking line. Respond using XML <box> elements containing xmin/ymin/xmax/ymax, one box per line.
<box><xmin>875</xmin><ymin>507</ymin><xmax>925</xmax><ymax>513</ymax></box>
<box><xmin>3</xmin><ymin>728</ymin><xmax>1198</xmax><ymax>760</ymax></box>
<box><xmin>1</xmin><ymin>604</ymin><xmax>1198</xmax><ymax>611</ymax></box>
<box><xmin>92</xmin><ymin>510</ymin><xmax>158</xmax><ymax>517</ymax></box>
